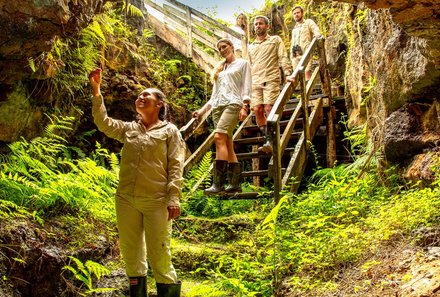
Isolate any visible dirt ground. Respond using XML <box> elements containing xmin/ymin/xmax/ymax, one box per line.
<box><xmin>301</xmin><ymin>227</ymin><xmax>440</xmax><ymax>297</ymax></box>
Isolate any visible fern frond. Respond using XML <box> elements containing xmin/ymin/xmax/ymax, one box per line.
<box><xmin>122</xmin><ymin>1</ymin><xmax>145</xmax><ymax>18</ymax></box>
<box><xmin>81</xmin><ymin>19</ymin><xmax>107</xmax><ymax>47</ymax></box>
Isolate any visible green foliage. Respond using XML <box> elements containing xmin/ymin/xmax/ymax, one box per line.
<box><xmin>121</xmin><ymin>1</ymin><xmax>145</xmax><ymax>18</ymax></box>
<box><xmin>0</xmin><ymin>115</ymin><xmax>118</xmax><ymax>222</ymax></box>
<box><xmin>361</xmin><ymin>75</ymin><xmax>377</xmax><ymax>107</ymax></box>
<box><xmin>62</xmin><ymin>256</ymin><xmax>114</xmax><ymax>296</ymax></box>
<box><xmin>183</xmin><ymin>151</ymin><xmax>213</xmax><ymax>194</ymax></box>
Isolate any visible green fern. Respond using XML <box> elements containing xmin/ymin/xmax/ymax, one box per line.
<box><xmin>186</xmin><ymin>151</ymin><xmax>213</xmax><ymax>189</ymax></box>
<box><xmin>62</xmin><ymin>256</ymin><xmax>114</xmax><ymax>296</ymax></box>
<box><xmin>122</xmin><ymin>1</ymin><xmax>145</xmax><ymax>18</ymax></box>
<box><xmin>28</xmin><ymin>57</ymin><xmax>36</xmax><ymax>72</ymax></box>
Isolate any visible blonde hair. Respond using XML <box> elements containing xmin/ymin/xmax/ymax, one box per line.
<box><xmin>211</xmin><ymin>39</ymin><xmax>234</xmax><ymax>82</ymax></box>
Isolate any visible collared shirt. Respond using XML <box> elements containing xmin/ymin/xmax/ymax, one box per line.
<box><xmin>92</xmin><ymin>95</ymin><xmax>185</xmax><ymax>206</ymax></box>
<box><xmin>290</xmin><ymin>19</ymin><xmax>321</xmax><ymax>58</ymax></box>
<box><xmin>208</xmin><ymin>58</ymin><xmax>252</xmax><ymax>109</ymax></box>
<box><xmin>248</xmin><ymin>34</ymin><xmax>292</xmax><ymax>85</ymax></box>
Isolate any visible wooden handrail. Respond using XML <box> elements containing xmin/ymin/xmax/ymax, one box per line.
<box><xmin>166</xmin><ymin>0</ymin><xmax>242</xmax><ymax>40</ymax></box>
<box><xmin>265</xmin><ymin>37</ymin><xmax>321</xmax><ymax>203</ymax></box>
<box><xmin>179</xmin><ymin>102</ymin><xmax>212</xmax><ymax>141</ymax></box>
<box><xmin>145</xmin><ymin>0</ymin><xmax>335</xmax><ymax>201</ymax></box>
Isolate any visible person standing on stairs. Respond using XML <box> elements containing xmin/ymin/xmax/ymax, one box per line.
<box><xmin>89</xmin><ymin>68</ymin><xmax>184</xmax><ymax>297</ymax></box>
<box><xmin>248</xmin><ymin>15</ymin><xmax>292</xmax><ymax>154</ymax></box>
<box><xmin>224</xmin><ymin>13</ymin><xmax>249</xmax><ymax>58</ymax></box>
<box><xmin>192</xmin><ymin>38</ymin><xmax>252</xmax><ymax>195</ymax></box>
<box><xmin>287</xmin><ymin>5</ymin><xmax>322</xmax><ymax>83</ymax></box>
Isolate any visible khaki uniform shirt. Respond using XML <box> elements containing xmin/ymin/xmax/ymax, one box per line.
<box><xmin>92</xmin><ymin>95</ymin><xmax>185</xmax><ymax>206</ymax></box>
<box><xmin>248</xmin><ymin>34</ymin><xmax>292</xmax><ymax>85</ymax></box>
<box><xmin>290</xmin><ymin>19</ymin><xmax>321</xmax><ymax>58</ymax></box>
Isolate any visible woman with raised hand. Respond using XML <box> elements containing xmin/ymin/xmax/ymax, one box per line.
<box><xmin>89</xmin><ymin>68</ymin><xmax>184</xmax><ymax>297</ymax></box>
<box><xmin>193</xmin><ymin>38</ymin><xmax>252</xmax><ymax>195</ymax></box>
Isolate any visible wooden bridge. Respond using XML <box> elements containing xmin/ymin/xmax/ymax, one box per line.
<box><xmin>144</xmin><ymin>0</ymin><xmax>337</xmax><ymax>203</ymax></box>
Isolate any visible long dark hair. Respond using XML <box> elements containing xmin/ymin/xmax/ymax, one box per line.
<box><xmin>236</xmin><ymin>13</ymin><xmax>248</xmax><ymax>31</ymax></box>
<box><xmin>149</xmin><ymin>88</ymin><xmax>168</xmax><ymax>121</ymax></box>
<box><xmin>136</xmin><ymin>88</ymin><xmax>169</xmax><ymax>121</ymax></box>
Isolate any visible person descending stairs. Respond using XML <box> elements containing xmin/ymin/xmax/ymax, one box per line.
<box><xmin>191</xmin><ymin>38</ymin><xmax>252</xmax><ymax>196</ymax></box>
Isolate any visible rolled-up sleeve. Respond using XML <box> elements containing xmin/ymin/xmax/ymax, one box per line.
<box><xmin>92</xmin><ymin>95</ymin><xmax>128</xmax><ymax>142</ymax></box>
<box><xmin>277</xmin><ymin>37</ymin><xmax>292</xmax><ymax>76</ymax></box>
<box><xmin>166</xmin><ymin>125</ymin><xmax>185</xmax><ymax>206</ymax></box>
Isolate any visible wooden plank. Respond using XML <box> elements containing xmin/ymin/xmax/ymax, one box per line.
<box><xmin>283</xmin><ymin>135</ymin><xmax>306</xmax><ymax>192</ymax></box>
<box><xmin>147</xmin><ymin>13</ymin><xmax>187</xmax><ymax>56</ymax></box>
<box><xmin>144</xmin><ymin>0</ymin><xmax>168</xmax><ymax>16</ymax></box>
<box><xmin>267</xmin><ymin>103</ymin><xmax>301</xmax><ymax>177</ymax></box>
<box><xmin>309</xmin><ymin>99</ymin><xmax>324</xmax><ymax>139</ymax></box>
<box><xmin>317</xmin><ymin>38</ymin><xmax>333</xmax><ymax>101</ymax></box>
<box><xmin>166</xmin><ymin>0</ymin><xmax>242</xmax><ymax>39</ymax></box>
<box><xmin>185</xmin><ymin>5</ymin><xmax>192</xmax><ymax>57</ymax></box>
<box><xmin>299</xmin><ymin>71</ymin><xmax>310</xmax><ymax>149</ymax></box>
<box><xmin>267</xmin><ymin>81</ymin><xmax>295</xmax><ymax>124</ymax></box>
<box><xmin>192</xmin><ymin>26</ymin><xmax>219</xmax><ymax>49</ymax></box>
<box><xmin>164</xmin><ymin>4</ymin><xmax>225</xmax><ymax>41</ymax></box>
<box><xmin>233</xmin><ymin>111</ymin><xmax>254</xmax><ymax>140</ymax></box>
<box><xmin>145</xmin><ymin>0</ymin><xmax>219</xmax><ymax>71</ymax></box>
<box><xmin>161</xmin><ymin>9</ymin><xmax>218</xmax><ymax>55</ymax></box>
<box><xmin>179</xmin><ymin>104</ymin><xmax>212</xmax><ymax>141</ymax></box>
<box><xmin>192</xmin><ymin>46</ymin><xmax>218</xmax><ymax>71</ymax></box>
<box><xmin>217</xmin><ymin>191</ymin><xmax>263</xmax><ymax>200</ymax></box>
<box><xmin>268</xmin><ymin>114</ymin><xmax>281</xmax><ymax>203</ymax></box>
<box><xmin>252</xmin><ymin>145</ymin><xmax>261</xmax><ymax>187</ymax></box>
<box><xmin>326</xmin><ymin>106</ymin><xmax>336</xmax><ymax>167</ymax></box>
<box><xmin>183</xmin><ymin>131</ymin><xmax>215</xmax><ymax>174</ymax></box>
<box><xmin>306</xmin><ymin>66</ymin><xmax>321</xmax><ymax>99</ymax></box>
<box><xmin>279</xmin><ymin>104</ymin><xmax>302</xmax><ymax>154</ymax></box>
<box><xmin>282</xmin><ymin>99</ymin><xmax>324</xmax><ymax>193</ymax></box>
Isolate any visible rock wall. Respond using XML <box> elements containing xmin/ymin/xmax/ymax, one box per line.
<box><xmin>322</xmin><ymin>1</ymin><xmax>439</xmax><ymax>172</ymax></box>
<box><xmin>0</xmin><ymin>0</ymin><xmax>106</xmax><ymax>146</ymax></box>
<box><xmin>0</xmin><ymin>0</ymin><xmax>104</xmax><ymax>84</ymax></box>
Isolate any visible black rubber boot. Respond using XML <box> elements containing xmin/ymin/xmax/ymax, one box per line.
<box><xmin>204</xmin><ymin>160</ymin><xmax>228</xmax><ymax>195</ymax></box>
<box><xmin>257</xmin><ymin>125</ymin><xmax>273</xmax><ymax>154</ymax></box>
<box><xmin>129</xmin><ymin>276</ymin><xmax>147</xmax><ymax>297</ymax></box>
<box><xmin>225</xmin><ymin>162</ymin><xmax>242</xmax><ymax>193</ymax></box>
<box><xmin>156</xmin><ymin>281</ymin><xmax>181</xmax><ymax>297</ymax></box>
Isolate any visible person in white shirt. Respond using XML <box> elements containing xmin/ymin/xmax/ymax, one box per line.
<box><xmin>225</xmin><ymin>13</ymin><xmax>248</xmax><ymax>58</ymax></box>
<box><xmin>193</xmin><ymin>38</ymin><xmax>252</xmax><ymax>194</ymax></box>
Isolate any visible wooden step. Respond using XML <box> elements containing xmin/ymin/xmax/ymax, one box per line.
<box><xmin>234</xmin><ymin>132</ymin><xmax>302</xmax><ymax>145</ymax></box>
<box><xmin>243</xmin><ymin>169</ymin><xmax>269</xmax><ymax>177</ymax></box>
<box><xmin>243</xmin><ymin>119</ymin><xmax>299</xmax><ymax>132</ymax></box>
<box><xmin>216</xmin><ymin>191</ymin><xmax>263</xmax><ymax>200</ymax></box>
<box><xmin>234</xmin><ymin>136</ymin><xmax>266</xmax><ymax>145</ymax></box>
<box><xmin>236</xmin><ymin>147</ymin><xmax>295</xmax><ymax>160</ymax></box>
<box><xmin>236</xmin><ymin>151</ymin><xmax>273</xmax><ymax>160</ymax></box>
<box><xmin>242</xmin><ymin>168</ymin><xmax>286</xmax><ymax>177</ymax></box>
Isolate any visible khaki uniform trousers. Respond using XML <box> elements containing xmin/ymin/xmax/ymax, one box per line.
<box><xmin>116</xmin><ymin>194</ymin><xmax>178</xmax><ymax>284</ymax></box>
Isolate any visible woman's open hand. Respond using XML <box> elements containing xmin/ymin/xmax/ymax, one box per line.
<box><xmin>89</xmin><ymin>68</ymin><xmax>102</xmax><ymax>96</ymax></box>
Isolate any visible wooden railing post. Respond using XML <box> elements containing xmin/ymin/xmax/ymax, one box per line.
<box><xmin>299</xmin><ymin>69</ymin><xmax>310</xmax><ymax>149</ymax></box>
<box><xmin>185</xmin><ymin>6</ymin><xmax>192</xmax><ymax>58</ymax></box>
<box><xmin>317</xmin><ymin>38</ymin><xmax>336</xmax><ymax>167</ymax></box>
<box><xmin>267</xmin><ymin>115</ymin><xmax>281</xmax><ymax>203</ymax></box>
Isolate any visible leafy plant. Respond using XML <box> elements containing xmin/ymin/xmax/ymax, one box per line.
<box><xmin>0</xmin><ymin>115</ymin><xmax>118</xmax><ymax>221</ymax></box>
<box><xmin>62</xmin><ymin>256</ymin><xmax>114</xmax><ymax>296</ymax></box>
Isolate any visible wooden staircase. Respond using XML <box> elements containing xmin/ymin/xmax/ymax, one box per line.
<box><xmin>143</xmin><ymin>0</ymin><xmax>337</xmax><ymax>203</ymax></box>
